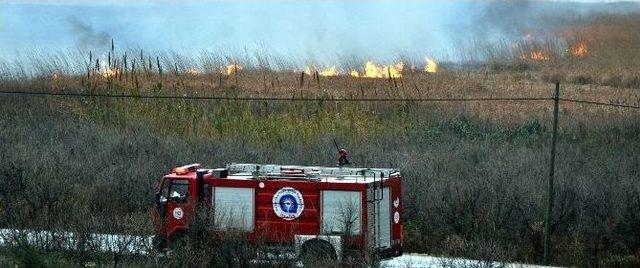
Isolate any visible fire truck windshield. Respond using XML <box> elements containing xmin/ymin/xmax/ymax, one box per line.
<box><xmin>169</xmin><ymin>180</ymin><xmax>189</xmax><ymax>203</ymax></box>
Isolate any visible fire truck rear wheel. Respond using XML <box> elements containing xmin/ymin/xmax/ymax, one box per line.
<box><xmin>299</xmin><ymin>239</ymin><xmax>337</xmax><ymax>267</ymax></box>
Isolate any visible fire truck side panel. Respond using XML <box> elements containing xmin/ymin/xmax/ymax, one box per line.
<box><xmin>366</xmin><ymin>186</ymin><xmax>390</xmax><ymax>249</ymax></box>
<box><xmin>256</xmin><ymin>180</ymin><xmax>321</xmax><ymax>243</ymax></box>
<box><xmin>389</xmin><ymin>177</ymin><xmax>403</xmax><ymax>251</ymax></box>
<box><xmin>207</xmin><ymin>178</ymin><xmax>373</xmax><ymax>244</ymax></box>
<box><xmin>321</xmin><ymin>190</ymin><xmax>363</xmax><ymax>235</ymax></box>
<box><xmin>155</xmin><ymin>165</ymin><xmax>403</xmax><ymax>258</ymax></box>
<box><xmin>380</xmin><ymin>176</ymin><xmax>403</xmax><ymax>256</ymax></box>
<box><xmin>380</xmin><ymin>187</ymin><xmax>391</xmax><ymax>248</ymax></box>
<box><xmin>213</xmin><ymin>187</ymin><xmax>255</xmax><ymax>232</ymax></box>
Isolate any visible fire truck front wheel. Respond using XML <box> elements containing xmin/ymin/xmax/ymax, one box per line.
<box><xmin>152</xmin><ymin>235</ymin><xmax>167</xmax><ymax>253</ymax></box>
<box><xmin>299</xmin><ymin>239</ymin><xmax>337</xmax><ymax>266</ymax></box>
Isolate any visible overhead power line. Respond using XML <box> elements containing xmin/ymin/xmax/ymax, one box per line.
<box><xmin>559</xmin><ymin>98</ymin><xmax>640</xmax><ymax>109</ymax></box>
<box><xmin>1</xmin><ymin>90</ymin><xmax>639</xmax><ymax>109</ymax></box>
<box><xmin>0</xmin><ymin>90</ymin><xmax>549</xmax><ymax>102</ymax></box>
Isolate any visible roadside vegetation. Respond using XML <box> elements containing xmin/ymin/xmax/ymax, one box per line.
<box><xmin>1</xmin><ymin>13</ymin><xmax>639</xmax><ymax>267</ymax></box>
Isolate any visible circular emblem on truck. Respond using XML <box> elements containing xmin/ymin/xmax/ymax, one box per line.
<box><xmin>172</xmin><ymin>207</ymin><xmax>184</xmax><ymax>220</ymax></box>
<box><xmin>273</xmin><ymin>187</ymin><xmax>304</xmax><ymax>220</ymax></box>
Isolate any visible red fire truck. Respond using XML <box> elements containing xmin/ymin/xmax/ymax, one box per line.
<box><xmin>152</xmin><ymin>163</ymin><xmax>403</xmax><ymax>262</ymax></box>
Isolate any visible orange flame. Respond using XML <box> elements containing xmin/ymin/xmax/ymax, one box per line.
<box><xmin>304</xmin><ymin>65</ymin><xmax>340</xmax><ymax>76</ymax></box>
<box><xmin>302</xmin><ymin>67</ymin><xmax>313</xmax><ymax>76</ymax></box>
<box><xmin>363</xmin><ymin>61</ymin><xmax>403</xmax><ymax>78</ymax></box>
<box><xmin>298</xmin><ymin>62</ymin><xmax>405</xmax><ymax>78</ymax></box>
<box><xmin>224</xmin><ymin>64</ymin><xmax>242</xmax><ymax>75</ymax></box>
<box><xmin>318</xmin><ymin>66</ymin><xmax>339</xmax><ymax>77</ymax></box>
<box><xmin>425</xmin><ymin>57</ymin><xmax>438</xmax><ymax>73</ymax></box>
<box><xmin>102</xmin><ymin>67</ymin><xmax>119</xmax><ymax>78</ymax></box>
<box><xmin>303</xmin><ymin>66</ymin><xmax>340</xmax><ymax>77</ymax></box>
<box><xmin>570</xmin><ymin>42</ymin><xmax>588</xmax><ymax>57</ymax></box>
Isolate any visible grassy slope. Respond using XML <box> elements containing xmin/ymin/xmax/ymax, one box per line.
<box><xmin>1</xmin><ymin>85</ymin><xmax>639</xmax><ymax>266</ymax></box>
<box><xmin>1</xmin><ymin>14</ymin><xmax>640</xmax><ymax>268</ymax></box>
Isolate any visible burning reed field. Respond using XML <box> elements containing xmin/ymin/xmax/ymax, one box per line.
<box><xmin>1</xmin><ymin>10</ymin><xmax>640</xmax><ymax>268</ymax></box>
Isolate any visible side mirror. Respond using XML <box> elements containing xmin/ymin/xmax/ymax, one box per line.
<box><xmin>155</xmin><ymin>192</ymin><xmax>167</xmax><ymax>205</ymax></box>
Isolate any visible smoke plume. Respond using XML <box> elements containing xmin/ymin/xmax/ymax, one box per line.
<box><xmin>67</xmin><ymin>16</ymin><xmax>111</xmax><ymax>50</ymax></box>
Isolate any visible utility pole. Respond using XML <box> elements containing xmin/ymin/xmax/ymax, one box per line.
<box><xmin>544</xmin><ymin>82</ymin><xmax>560</xmax><ymax>265</ymax></box>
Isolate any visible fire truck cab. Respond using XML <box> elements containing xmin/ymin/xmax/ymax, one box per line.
<box><xmin>152</xmin><ymin>163</ymin><xmax>403</xmax><ymax>262</ymax></box>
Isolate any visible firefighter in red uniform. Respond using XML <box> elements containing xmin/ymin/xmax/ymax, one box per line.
<box><xmin>337</xmin><ymin>149</ymin><xmax>350</xmax><ymax>166</ymax></box>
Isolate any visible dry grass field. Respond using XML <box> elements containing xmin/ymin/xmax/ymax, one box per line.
<box><xmin>1</xmin><ymin>13</ymin><xmax>639</xmax><ymax>267</ymax></box>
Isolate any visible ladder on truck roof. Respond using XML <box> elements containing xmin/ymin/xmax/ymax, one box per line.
<box><xmin>226</xmin><ymin>163</ymin><xmax>399</xmax><ymax>181</ymax></box>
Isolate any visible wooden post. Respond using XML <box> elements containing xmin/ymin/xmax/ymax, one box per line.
<box><xmin>123</xmin><ymin>53</ymin><xmax>128</xmax><ymax>81</ymax></box>
<box><xmin>131</xmin><ymin>59</ymin><xmax>136</xmax><ymax>87</ymax></box>
<box><xmin>88</xmin><ymin>51</ymin><xmax>92</xmax><ymax>79</ymax></box>
<box><xmin>544</xmin><ymin>82</ymin><xmax>560</xmax><ymax>265</ymax></box>
<box><xmin>157</xmin><ymin>57</ymin><xmax>163</xmax><ymax>76</ymax></box>
<box><xmin>299</xmin><ymin>71</ymin><xmax>305</xmax><ymax>88</ymax></box>
<box><xmin>262</xmin><ymin>74</ymin><xmax>267</xmax><ymax>91</ymax></box>
<box><xmin>234</xmin><ymin>64</ymin><xmax>238</xmax><ymax>87</ymax></box>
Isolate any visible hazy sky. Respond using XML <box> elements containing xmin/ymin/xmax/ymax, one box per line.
<box><xmin>2</xmin><ymin>1</ymin><xmax>639</xmax><ymax>63</ymax></box>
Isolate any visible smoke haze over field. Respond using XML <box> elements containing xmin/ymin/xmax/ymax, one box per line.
<box><xmin>66</xmin><ymin>16</ymin><xmax>112</xmax><ymax>50</ymax></box>
<box><xmin>1</xmin><ymin>1</ymin><xmax>639</xmax><ymax>63</ymax></box>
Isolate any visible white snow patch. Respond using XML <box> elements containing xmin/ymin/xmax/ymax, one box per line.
<box><xmin>381</xmin><ymin>254</ymin><xmax>563</xmax><ymax>268</ymax></box>
<box><xmin>0</xmin><ymin>228</ymin><xmax>152</xmax><ymax>255</ymax></box>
